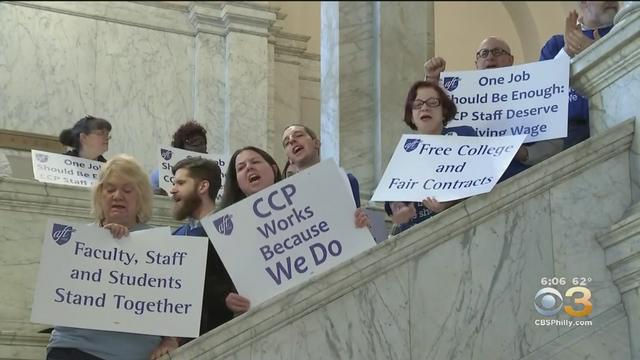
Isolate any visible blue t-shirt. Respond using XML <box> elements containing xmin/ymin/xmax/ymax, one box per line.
<box><xmin>539</xmin><ymin>25</ymin><xmax>613</xmax><ymax>149</ymax></box>
<box><xmin>48</xmin><ymin>224</ymin><xmax>162</xmax><ymax>360</ymax></box>
<box><xmin>384</xmin><ymin>126</ymin><xmax>475</xmax><ymax>235</ymax></box>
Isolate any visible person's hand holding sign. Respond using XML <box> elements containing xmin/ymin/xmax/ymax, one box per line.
<box><xmin>564</xmin><ymin>10</ymin><xmax>600</xmax><ymax>58</ymax></box>
<box><xmin>354</xmin><ymin>208</ymin><xmax>370</xmax><ymax>228</ymax></box>
<box><xmin>103</xmin><ymin>223</ymin><xmax>129</xmax><ymax>239</ymax></box>
<box><xmin>226</xmin><ymin>292</ymin><xmax>251</xmax><ymax>315</ymax></box>
<box><xmin>390</xmin><ymin>202</ymin><xmax>417</xmax><ymax>225</ymax></box>
<box><xmin>422</xmin><ymin>197</ymin><xmax>456</xmax><ymax>214</ymax></box>
<box><xmin>149</xmin><ymin>337</ymin><xmax>179</xmax><ymax>360</ymax></box>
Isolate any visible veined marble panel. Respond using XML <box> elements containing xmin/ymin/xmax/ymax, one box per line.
<box><xmin>94</xmin><ymin>20</ymin><xmax>194</xmax><ymax>172</ymax></box>
<box><xmin>250</xmin><ymin>263</ymin><xmax>410</xmax><ymax>360</ymax></box>
<box><xmin>225</xmin><ymin>32</ymin><xmax>269</xmax><ymax>152</ymax></box>
<box><xmin>0</xmin><ymin>3</ymin><xmax>97</xmax><ymax>133</ymax></box>
<box><xmin>270</xmin><ymin>61</ymin><xmax>300</xmax><ymax>167</ymax></box>
<box><xmin>550</xmin><ymin>151</ymin><xmax>630</xmax><ymax>327</ymax></box>
<box><xmin>546</xmin><ymin>313</ymin><xmax>630</xmax><ymax>360</ymax></box>
<box><xmin>194</xmin><ymin>33</ymin><xmax>226</xmax><ymax>155</ymax></box>
<box><xmin>410</xmin><ymin>191</ymin><xmax>556</xmax><ymax>359</ymax></box>
<box><xmin>522</xmin><ymin>304</ymin><xmax>630</xmax><ymax>359</ymax></box>
<box><xmin>589</xmin><ymin>68</ymin><xmax>640</xmax><ymax>135</ymax></box>
<box><xmin>336</xmin><ymin>2</ymin><xmax>376</xmax><ymax>193</ymax></box>
<box><xmin>320</xmin><ymin>2</ymin><xmax>340</xmax><ymax>165</ymax></box>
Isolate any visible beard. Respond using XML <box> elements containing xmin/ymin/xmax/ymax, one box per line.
<box><xmin>172</xmin><ymin>187</ymin><xmax>202</xmax><ymax>221</ymax></box>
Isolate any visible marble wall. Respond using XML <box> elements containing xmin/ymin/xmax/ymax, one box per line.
<box><xmin>0</xmin><ymin>1</ymin><xmax>320</xmax><ymax>175</ymax></box>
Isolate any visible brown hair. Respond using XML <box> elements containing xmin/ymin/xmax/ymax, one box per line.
<box><xmin>403</xmin><ymin>80</ymin><xmax>457</xmax><ymax>130</ymax></box>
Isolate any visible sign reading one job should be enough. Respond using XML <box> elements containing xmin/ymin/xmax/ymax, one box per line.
<box><xmin>440</xmin><ymin>56</ymin><xmax>570</xmax><ymax>143</ymax></box>
<box><xmin>201</xmin><ymin>160</ymin><xmax>377</xmax><ymax>307</ymax></box>
<box><xmin>31</xmin><ymin>150</ymin><xmax>103</xmax><ymax>187</ymax></box>
<box><xmin>31</xmin><ymin>220</ymin><xmax>208</xmax><ymax>338</ymax></box>
<box><xmin>371</xmin><ymin>134</ymin><xmax>526</xmax><ymax>202</ymax></box>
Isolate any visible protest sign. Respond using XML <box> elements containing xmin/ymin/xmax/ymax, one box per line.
<box><xmin>371</xmin><ymin>134</ymin><xmax>526</xmax><ymax>202</ymax></box>
<box><xmin>201</xmin><ymin>159</ymin><xmax>376</xmax><ymax>307</ymax></box>
<box><xmin>31</xmin><ymin>220</ymin><xmax>208</xmax><ymax>337</ymax></box>
<box><xmin>31</xmin><ymin>150</ymin><xmax>103</xmax><ymax>187</ymax></box>
<box><xmin>440</xmin><ymin>56</ymin><xmax>569</xmax><ymax>142</ymax></box>
<box><xmin>158</xmin><ymin>146</ymin><xmax>227</xmax><ymax>200</ymax></box>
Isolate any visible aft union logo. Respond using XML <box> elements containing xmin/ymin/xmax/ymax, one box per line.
<box><xmin>36</xmin><ymin>153</ymin><xmax>49</xmax><ymax>163</ymax></box>
<box><xmin>51</xmin><ymin>223</ymin><xmax>76</xmax><ymax>245</ymax></box>
<box><xmin>404</xmin><ymin>138</ymin><xmax>421</xmax><ymax>153</ymax></box>
<box><xmin>213</xmin><ymin>215</ymin><xmax>234</xmax><ymax>236</ymax></box>
<box><xmin>443</xmin><ymin>77</ymin><xmax>460</xmax><ymax>92</ymax></box>
<box><xmin>161</xmin><ymin>149</ymin><xmax>173</xmax><ymax>161</ymax></box>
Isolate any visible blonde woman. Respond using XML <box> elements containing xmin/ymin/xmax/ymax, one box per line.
<box><xmin>47</xmin><ymin>155</ymin><xmax>178</xmax><ymax>360</ymax></box>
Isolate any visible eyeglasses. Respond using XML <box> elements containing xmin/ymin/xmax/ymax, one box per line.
<box><xmin>90</xmin><ymin>130</ymin><xmax>111</xmax><ymax>140</ymax></box>
<box><xmin>475</xmin><ymin>48</ymin><xmax>511</xmax><ymax>59</ymax></box>
<box><xmin>412</xmin><ymin>97</ymin><xmax>441</xmax><ymax>109</ymax></box>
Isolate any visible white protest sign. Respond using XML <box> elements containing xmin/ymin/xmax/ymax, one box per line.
<box><xmin>441</xmin><ymin>56</ymin><xmax>569</xmax><ymax>142</ymax></box>
<box><xmin>31</xmin><ymin>150</ymin><xmax>103</xmax><ymax>187</ymax></box>
<box><xmin>158</xmin><ymin>146</ymin><xmax>227</xmax><ymax>200</ymax></box>
<box><xmin>371</xmin><ymin>134</ymin><xmax>526</xmax><ymax>202</ymax></box>
<box><xmin>201</xmin><ymin>159</ymin><xmax>376</xmax><ymax>307</ymax></box>
<box><xmin>31</xmin><ymin>220</ymin><xmax>208</xmax><ymax>338</ymax></box>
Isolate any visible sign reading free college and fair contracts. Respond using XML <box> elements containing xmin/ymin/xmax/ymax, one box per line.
<box><xmin>31</xmin><ymin>150</ymin><xmax>103</xmax><ymax>187</ymax></box>
<box><xmin>31</xmin><ymin>220</ymin><xmax>208</xmax><ymax>338</ymax></box>
<box><xmin>201</xmin><ymin>160</ymin><xmax>377</xmax><ymax>307</ymax></box>
<box><xmin>441</xmin><ymin>56</ymin><xmax>570</xmax><ymax>142</ymax></box>
<box><xmin>371</xmin><ymin>134</ymin><xmax>526</xmax><ymax>202</ymax></box>
<box><xmin>158</xmin><ymin>146</ymin><xmax>228</xmax><ymax>200</ymax></box>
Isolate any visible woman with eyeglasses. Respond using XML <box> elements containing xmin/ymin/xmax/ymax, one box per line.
<box><xmin>59</xmin><ymin>115</ymin><xmax>112</xmax><ymax>162</ymax></box>
<box><xmin>385</xmin><ymin>80</ymin><xmax>476</xmax><ymax>236</ymax></box>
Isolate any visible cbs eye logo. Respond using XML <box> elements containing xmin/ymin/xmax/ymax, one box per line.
<box><xmin>534</xmin><ymin>286</ymin><xmax>592</xmax><ymax>317</ymax></box>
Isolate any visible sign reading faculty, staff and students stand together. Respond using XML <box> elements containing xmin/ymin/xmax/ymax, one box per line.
<box><xmin>441</xmin><ymin>56</ymin><xmax>570</xmax><ymax>142</ymax></box>
<box><xmin>158</xmin><ymin>146</ymin><xmax>228</xmax><ymax>200</ymax></box>
<box><xmin>201</xmin><ymin>160</ymin><xmax>377</xmax><ymax>307</ymax></box>
<box><xmin>31</xmin><ymin>221</ymin><xmax>208</xmax><ymax>337</ymax></box>
<box><xmin>31</xmin><ymin>150</ymin><xmax>103</xmax><ymax>187</ymax></box>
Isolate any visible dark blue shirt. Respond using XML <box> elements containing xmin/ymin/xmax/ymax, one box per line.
<box><xmin>539</xmin><ymin>25</ymin><xmax>614</xmax><ymax>149</ymax></box>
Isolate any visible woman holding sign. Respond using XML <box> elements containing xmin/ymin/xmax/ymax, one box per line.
<box><xmin>220</xmin><ymin>146</ymin><xmax>369</xmax><ymax>226</ymax></box>
<box><xmin>47</xmin><ymin>155</ymin><xmax>178</xmax><ymax>360</ymax></box>
<box><xmin>385</xmin><ymin>81</ymin><xmax>476</xmax><ymax>235</ymax></box>
<box><xmin>59</xmin><ymin>115</ymin><xmax>112</xmax><ymax>162</ymax></box>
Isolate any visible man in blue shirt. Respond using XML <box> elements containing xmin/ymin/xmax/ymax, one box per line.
<box><xmin>539</xmin><ymin>1</ymin><xmax>619</xmax><ymax>149</ymax></box>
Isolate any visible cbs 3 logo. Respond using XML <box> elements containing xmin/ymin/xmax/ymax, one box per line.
<box><xmin>534</xmin><ymin>287</ymin><xmax>592</xmax><ymax>317</ymax></box>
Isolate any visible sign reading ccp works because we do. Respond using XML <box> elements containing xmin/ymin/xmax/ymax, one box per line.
<box><xmin>158</xmin><ymin>146</ymin><xmax>228</xmax><ymax>200</ymax></box>
<box><xmin>371</xmin><ymin>134</ymin><xmax>526</xmax><ymax>202</ymax></box>
<box><xmin>31</xmin><ymin>150</ymin><xmax>103</xmax><ymax>187</ymax></box>
<box><xmin>441</xmin><ymin>56</ymin><xmax>569</xmax><ymax>142</ymax></box>
<box><xmin>201</xmin><ymin>159</ymin><xmax>377</xmax><ymax>307</ymax></box>
<box><xmin>31</xmin><ymin>220</ymin><xmax>208</xmax><ymax>338</ymax></box>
